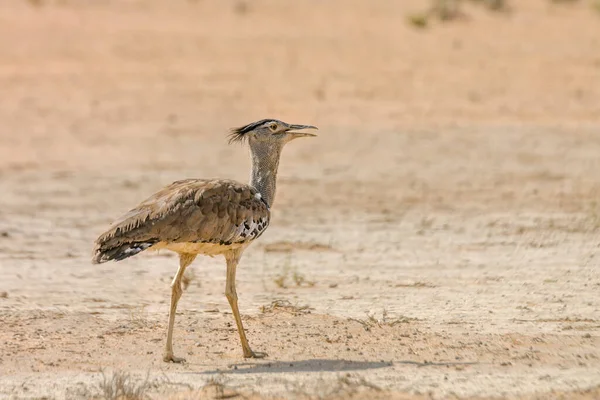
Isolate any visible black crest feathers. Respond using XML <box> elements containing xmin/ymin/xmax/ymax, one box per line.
<box><xmin>228</xmin><ymin>119</ymin><xmax>274</xmax><ymax>144</ymax></box>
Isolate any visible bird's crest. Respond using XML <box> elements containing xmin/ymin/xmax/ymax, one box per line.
<box><xmin>228</xmin><ymin>119</ymin><xmax>276</xmax><ymax>144</ymax></box>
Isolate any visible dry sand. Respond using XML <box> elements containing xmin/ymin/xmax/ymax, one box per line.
<box><xmin>0</xmin><ymin>1</ymin><xmax>599</xmax><ymax>399</ymax></box>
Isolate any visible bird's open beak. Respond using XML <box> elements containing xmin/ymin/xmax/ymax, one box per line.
<box><xmin>286</xmin><ymin>124</ymin><xmax>318</xmax><ymax>138</ymax></box>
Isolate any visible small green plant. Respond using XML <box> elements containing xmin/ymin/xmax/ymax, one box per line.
<box><xmin>407</xmin><ymin>13</ymin><xmax>429</xmax><ymax>28</ymax></box>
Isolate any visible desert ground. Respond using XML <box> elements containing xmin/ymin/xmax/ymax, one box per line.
<box><xmin>1</xmin><ymin>1</ymin><xmax>600</xmax><ymax>399</ymax></box>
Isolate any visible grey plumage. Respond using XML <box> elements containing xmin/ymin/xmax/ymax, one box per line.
<box><xmin>92</xmin><ymin>119</ymin><xmax>317</xmax><ymax>363</ymax></box>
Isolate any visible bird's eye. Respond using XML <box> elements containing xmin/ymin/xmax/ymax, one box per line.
<box><xmin>269</xmin><ymin>123</ymin><xmax>277</xmax><ymax>131</ymax></box>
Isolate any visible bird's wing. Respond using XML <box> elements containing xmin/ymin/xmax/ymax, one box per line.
<box><xmin>93</xmin><ymin>179</ymin><xmax>270</xmax><ymax>263</ymax></box>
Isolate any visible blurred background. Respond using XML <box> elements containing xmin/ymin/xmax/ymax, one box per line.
<box><xmin>1</xmin><ymin>1</ymin><xmax>599</xmax><ymax>398</ymax></box>
<box><xmin>1</xmin><ymin>0</ymin><xmax>599</xmax><ymax>169</ymax></box>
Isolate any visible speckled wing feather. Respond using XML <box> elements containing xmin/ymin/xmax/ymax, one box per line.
<box><xmin>92</xmin><ymin>179</ymin><xmax>270</xmax><ymax>263</ymax></box>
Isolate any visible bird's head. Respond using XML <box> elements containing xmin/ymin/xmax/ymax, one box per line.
<box><xmin>228</xmin><ymin>119</ymin><xmax>318</xmax><ymax>147</ymax></box>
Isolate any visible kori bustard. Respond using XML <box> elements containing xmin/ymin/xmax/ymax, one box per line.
<box><xmin>92</xmin><ymin>119</ymin><xmax>317</xmax><ymax>362</ymax></box>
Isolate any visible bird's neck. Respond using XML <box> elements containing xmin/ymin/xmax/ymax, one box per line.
<box><xmin>249</xmin><ymin>142</ymin><xmax>282</xmax><ymax>209</ymax></box>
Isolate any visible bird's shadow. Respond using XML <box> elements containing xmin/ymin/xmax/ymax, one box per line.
<box><xmin>199</xmin><ymin>358</ymin><xmax>478</xmax><ymax>375</ymax></box>
<box><xmin>201</xmin><ymin>359</ymin><xmax>390</xmax><ymax>375</ymax></box>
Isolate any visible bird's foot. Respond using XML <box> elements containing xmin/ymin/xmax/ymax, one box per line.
<box><xmin>163</xmin><ymin>353</ymin><xmax>186</xmax><ymax>364</ymax></box>
<box><xmin>244</xmin><ymin>349</ymin><xmax>268</xmax><ymax>359</ymax></box>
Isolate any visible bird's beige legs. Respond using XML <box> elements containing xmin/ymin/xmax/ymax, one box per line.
<box><xmin>225</xmin><ymin>250</ymin><xmax>266</xmax><ymax>359</ymax></box>
<box><xmin>164</xmin><ymin>252</ymin><xmax>196</xmax><ymax>363</ymax></box>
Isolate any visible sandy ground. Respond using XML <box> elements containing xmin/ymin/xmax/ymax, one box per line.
<box><xmin>1</xmin><ymin>1</ymin><xmax>600</xmax><ymax>399</ymax></box>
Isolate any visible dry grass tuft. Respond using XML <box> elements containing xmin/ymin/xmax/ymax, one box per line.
<box><xmin>260</xmin><ymin>299</ymin><xmax>313</xmax><ymax>316</ymax></box>
<box><xmin>128</xmin><ymin>306</ymin><xmax>151</xmax><ymax>329</ymax></box>
<box><xmin>395</xmin><ymin>281</ymin><xmax>436</xmax><ymax>288</ymax></box>
<box><xmin>272</xmin><ymin>257</ymin><xmax>315</xmax><ymax>289</ymax></box>
<box><xmin>331</xmin><ymin>374</ymin><xmax>382</xmax><ymax>397</ymax></box>
<box><xmin>199</xmin><ymin>378</ymin><xmax>240</xmax><ymax>400</ymax></box>
<box><xmin>181</xmin><ymin>269</ymin><xmax>198</xmax><ymax>290</ymax></box>
<box><xmin>407</xmin><ymin>0</ymin><xmax>510</xmax><ymax>28</ymax></box>
<box><xmin>98</xmin><ymin>370</ymin><xmax>151</xmax><ymax>400</ymax></box>
<box><xmin>284</xmin><ymin>373</ymin><xmax>385</xmax><ymax>400</ymax></box>
<box><xmin>292</xmin><ymin>271</ymin><xmax>316</xmax><ymax>288</ymax></box>
<box><xmin>25</xmin><ymin>0</ymin><xmax>44</xmax><ymax>7</ymax></box>
<box><xmin>350</xmin><ymin>310</ymin><xmax>418</xmax><ymax>331</ymax></box>
<box><xmin>165</xmin><ymin>377</ymin><xmax>264</xmax><ymax>400</ymax></box>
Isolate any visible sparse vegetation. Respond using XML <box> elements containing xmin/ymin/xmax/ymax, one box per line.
<box><xmin>128</xmin><ymin>306</ymin><xmax>151</xmax><ymax>329</ymax></box>
<box><xmin>98</xmin><ymin>370</ymin><xmax>151</xmax><ymax>400</ymax></box>
<box><xmin>198</xmin><ymin>378</ymin><xmax>240</xmax><ymax>400</ymax></box>
<box><xmin>273</xmin><ymin>274</ymin><xmax>286</xmax><ymax>289</ymax></box>
<box><xmin>272</xmin><ymin>256</ymin><xmax>315</xmax><ymax>289</ymax></box>
<box><xmin>25</xmin><ymin>0</ymin><xmax>43</xmax><ymax>7</ymax></box>
<box><xmin>285</xmin><ymin>373</ymin><xmax>384</xmax><ymax>400</ymax></box>
<box><xmin>332</xmin><ymin>374</ymin><xmax>382</xmax><ymax>397</ymax></box>
<box><xmin>394</xmin><ymin>281</ymin><xmax>436</xmax><ymax>288</ymax></box>
<box><xmin>417</xmin><ymin>216</ymin><xmax>435</xmax><ymax>235</ymax></box>
<box><xmin>292</xmin><ymin>271</ymin><xmax>315</xmax><ymax>287</ymax></box>
<box><xmin>407</xmin><ymin>0</ymin><xmax>599</xmax><ymax>28</ymax></box>
<box><xmin>588</xmin><ymin>201</ymin><xmax>600</xmax><ymax>231</ymax></box>
<box><xmin>350</xmin><ymin>309</ymin><xmax>418</xmax><ymax>331</ymax></box>
<box><xmin>260</xmin><ymin>299</ymin><xmax>313</xmax><ymax>315</ymax></box>
<box><xmin>181</xmin><ymin>269</ymin><xmax>199</xmax><ymax>290</ymax></box>
<box><xmin>408</xmin><ymin>0</ymin><xmax>506</xmax><ymax>28</ymax></box>
<box><xmin>407</xmin><ymin>13</ymin><xmax>429</xmax><ymax>28</ymax></box>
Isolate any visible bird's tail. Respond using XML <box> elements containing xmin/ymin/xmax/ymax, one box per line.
<box><xmin>92</xmin><ymin>240</ymin><xmax>157</xmax><ymax>264</ymax></box>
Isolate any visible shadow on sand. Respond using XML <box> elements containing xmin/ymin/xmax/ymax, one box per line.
<box><xmin>202</xmin><ymin>359</ymin><xmax>393</xmax><ymax>374</ymax></box>
<box><xmin>198</xmin><ymin>359</ymin><xmax>480</xmax><ymax>375</ymax></box>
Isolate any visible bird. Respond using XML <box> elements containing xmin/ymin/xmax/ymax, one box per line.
<box><xmin>92</xmin><ymin>119</ymin><xmax>318</xmax><ymax>363</ymax></box>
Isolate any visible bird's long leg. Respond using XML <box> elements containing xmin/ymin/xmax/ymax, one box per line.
<box><xmin>225</xmin><ymin>249</ymin><xmax>266</xmax><ymax>359</ymax></box>
<box><xmin>164</xmin><ymin>252</ymin><xmax>196</xmax><ymax>363</ymax></box>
